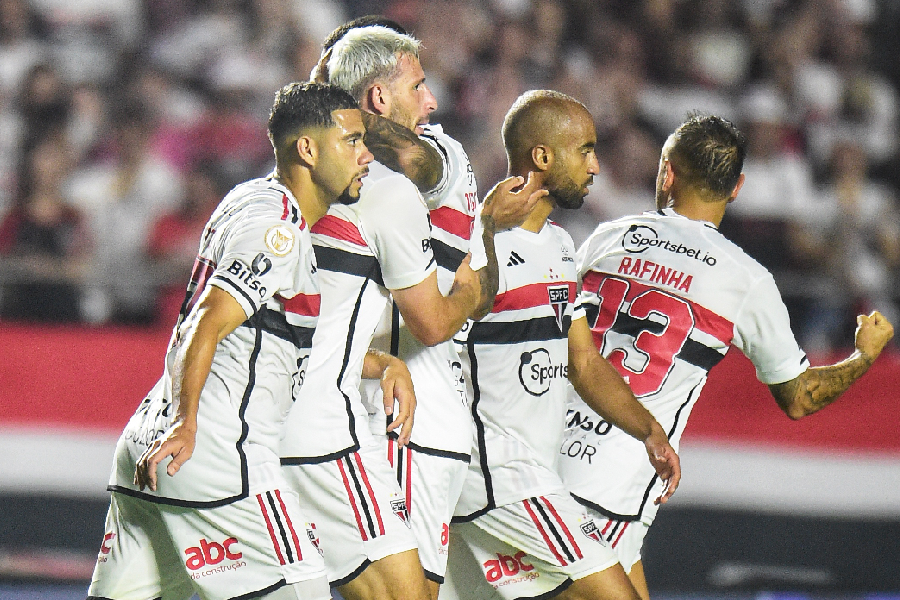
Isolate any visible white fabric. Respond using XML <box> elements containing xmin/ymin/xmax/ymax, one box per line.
<box><xmin>110</xmin><ymin>175</ymin><xmax>319</xmax><ymax>505</ymax></box>
<box><xmin>455</xmin><ymin>222</ymin><xmax>582</xmax><ymax>516</ymax></box>
<box><xmin>558</xmin><ymin>208</ymin><xmax>809</xmax><ymax>524</ymax></box>
<box><xmin>87</xmin><ymin>488</ymin><xmax>328</xmax><ymax>600</ymax></box>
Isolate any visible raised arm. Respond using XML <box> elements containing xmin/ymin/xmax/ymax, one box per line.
<box><xmin>134</xmin><ymin>285</ymin><xmax>248</xmax><ymax>491</ymax></box>
<box><xmin>567</xmin><ymin>316</ymin><xmax>681</xmax><ymax>504</ymax></box>
<box><xmin>769</xmin><ymin>310</ymin><xmax>894</xmax><ymax>419</ymax></box>
<box><xmin>391</xmin><ymin>261</ymin><xmax>481</xmax><ymax>347</ymax></box>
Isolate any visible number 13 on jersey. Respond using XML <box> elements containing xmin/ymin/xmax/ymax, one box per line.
<box><xmin>582</xmin><ymin>272</ymin><xmax>695</xmax><ymax>397</ymax></box>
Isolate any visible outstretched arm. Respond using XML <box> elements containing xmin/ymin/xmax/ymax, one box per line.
<box><xmin>769</xmin><ymin>311</ymin><xmax>893</xmax><ymax>419</ymax></box>
<box><xmin>363</xmin><ymin>349</ymin><xmax>417</xmax><ymax>446</ymax></box>
<box><xmin>134</xmin><ymin>285</ymin><xmax>247</xmax><ymax>491</ymax></box>
<box><xmin>361</xmin><ymin>112</ymin><xmax>444</xmax><ymax>193</ymax></box>
<box><xmin>567</xmin><ymin>316</ymin><xmax>681</xmax><ymax>505</ymax></box>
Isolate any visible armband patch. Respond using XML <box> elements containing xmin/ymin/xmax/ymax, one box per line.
<box><xmin>265</xmin><ymin>225</ymin><xmax>295</xmax><ymax>256</ymax></box>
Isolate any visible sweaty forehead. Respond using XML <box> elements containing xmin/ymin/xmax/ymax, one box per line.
<box><xmin>331</xmin><ymin>108</ymin><xmax>364</xmax><ymax>133</ymax></box>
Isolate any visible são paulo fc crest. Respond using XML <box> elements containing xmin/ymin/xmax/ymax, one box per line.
<box><xmin>580</xmin><ymin>519</ymin><xmax>602</xmax><ymax>543</ymax></box>
<box><xmin>548</xmin><ymin>285</ymin><xmax>569</xmax><ymax>331</ymax></box>
<box><xmin>391</xmin><ymin>498</ymin><xmax>410</xmax><ymax>527</ymax></box>
<box><xmin>306</xmin><ymin>524</ymin><xmax>323</xmax><ymax>556</ymax></box>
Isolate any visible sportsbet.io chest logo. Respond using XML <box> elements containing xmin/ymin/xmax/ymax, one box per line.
<box><xmin>622</xmin><ymin>224</ymin><xmax>717</xmax><ymax>266</ymax></box>
<box><xmin>519</xmin><ymin>348</ymin><xmax>567</xmax><ymax>396</ymax></box>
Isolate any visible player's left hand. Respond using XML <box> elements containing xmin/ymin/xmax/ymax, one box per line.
<box><xmin>480</xmin><ymin>172</ymin><xmax>548</xmax><ymax>230</ymax></box>
<box><xmin>380</xmin><ymin>356</ymin><xmax>416</xmax><ymax>447</ymax></box>
<box><xmin>134</xmin><ymin>420</ymin><xmax>197</xmax><ymax>492</ymax></box>
<box><xmin>644</xmin><ymin>429</ymin><xmax>681</xmax><ymax>505</ymax></box>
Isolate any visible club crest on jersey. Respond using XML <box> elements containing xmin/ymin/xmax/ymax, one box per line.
<box><xmin>548</xmin><ymin>285</ymin><xmax>569</xmax><ymax>331</ymax></box>
<box><xmin>307</xmin><ymin>524</ymin><xmax>323</xmax><ymax>556</ymax></box>
<box><xmin>391</xmin><ymin>498</ymin><xmax>410</xmax><ymax>527</ymax></box>
<box><xmin>580</xmin><ymin>520</ymin><xmax>602</xmax><ymax>543</ymax></box>
<box><xmin>265</xmin><ymin>225</ymin><xmax>295</xmax><ymax>256</ymax></box>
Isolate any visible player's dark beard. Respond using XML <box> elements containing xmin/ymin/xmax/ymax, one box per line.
<box><xmin>547</xmin><ymin>173</ymin><xmax>585</xmax><ymax>210</ymax></box>
<box><xmin>338</xmin><ymin>186</ymin><xmax>359</xmax><ymax>205</ymax></box>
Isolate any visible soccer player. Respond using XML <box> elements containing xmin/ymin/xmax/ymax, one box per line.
<box><xmin>279</xmin><ymin>25</ymin><xmax>541</xmax><ymax>600</ymax></box>
<box><xmin>557</xmin><ymin>113</ymin><xmax>895</xmax><ymax>599</ymax></box>
<box><xmin>86</xmin><ymin>82</ymin><xmax>383</xmax><ymax>600</ymax></box>
<box><xmin>447</xmin><ymin>90</ymin><xmax>680</xmax><ymax>600</ymax></box>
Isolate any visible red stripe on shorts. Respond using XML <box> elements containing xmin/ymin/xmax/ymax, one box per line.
<box><xmin>274</xmin><ymin>489</ymin><xmax>303</xmax><ymax>561</ymax></box>
<box><xmin>523</xmin><ymin>498</ymin><xmax>567</xmax><ymax>566</ymax></box>
<box><xmin>353</xmin><ymin>452</ymin><xmax>386</xmax><ymax>536</ymax></box>
<box><xmin>257</xmin><ymin>493</ymin><xmax>286</xmax><ymax>565</ymax></box>
<box><xmin>540</xmin><ymin>496</ymin><xmax>583</xmax><ymax>560</ymax></box>
<box><xmin>337</xmin><ymin>458</ymin><xmax>368</xmax><ymax>541</ymax></box>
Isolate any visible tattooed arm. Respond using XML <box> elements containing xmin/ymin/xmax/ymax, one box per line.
<box><xmin>361</xmin><ymin>112</ymin><xmax>443</xmax><ymax>193</ymax></box>
<box><xmin>769</xmin><ymin>311</ymin><xmax>893</xmax><ymax>419</ymax></box>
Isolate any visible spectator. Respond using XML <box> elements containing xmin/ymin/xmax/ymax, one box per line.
<box><xmin>0</xmin><ymin>136</ymin><xmax>87</xmax><ymax>322</ymax></box>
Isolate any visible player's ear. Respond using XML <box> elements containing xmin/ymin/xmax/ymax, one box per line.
<box><xmin>661</xmin><ymin>159</ymin><xmax>675</xmax><ymax>192</ymax></box>
<box><xmin>296</xmin><ymin>135</ymin><xmax>317</xmax><ymax>167</ymax></box>
<box><xmin>367</xmin><ymin>83</ymin><xmax>389</xmax><ymax>117</ymax></box>
<box><xmin>531</xmin><ymin>145</ymin><xmax>552</xmax><ymax>172</ymax></box>
<box><xmin>727</xmin><ymin>173</ymin><xmax>745</xmax><ymax>203</ymax></box>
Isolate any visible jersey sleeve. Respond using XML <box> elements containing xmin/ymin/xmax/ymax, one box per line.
<box><xmin>357</xmin><ymin>174</ymin><xmax>437</xmax><ymax>290</ymax></box>
<box><xmin>209</xmin><ymin>210</ymin><xmax>311</xmax><ymax>319</ymax></box>
<box><xmin>419</xmin><ymin>125</ymin><xmax>452</xmax><ymax>199</ymax></box>
<box><xmin>467</xmin><ymin>204</ymin><xmax>488</xmax><ymax>272</ymax></box>
<box><xmin>732</xmin><ymin>272</ymin><xmax>809</xmax><ymax>385</ymax></box>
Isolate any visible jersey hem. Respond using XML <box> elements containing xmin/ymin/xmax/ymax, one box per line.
<box><xmin>280</xmin><ymin>444</ymin><xmax>360</xmax><ymax>465</ymax></box>
<box><xmin>108</xmin><ymin>485</ymin><xmax>246</xmax><ymax>509</ymax></box>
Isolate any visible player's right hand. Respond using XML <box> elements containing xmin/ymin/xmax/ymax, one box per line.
<box><xmin>134</xmin><ymin>420</ymin><xmax>197</xmax><ymax>492</ymax></box>
<box><xmin>855</xmin><ymin>310</ymin><xmax>894</xmax><ymax>363</ymax></box>
<box><xmin>481</xmin><ymin>171</ymin><xmax>548</xmax><ymax>230</ymax></box>
<box><xmin>380</xmin><ymin>356</ymin><xmax>417</xmax><ymax>447</ymax></box>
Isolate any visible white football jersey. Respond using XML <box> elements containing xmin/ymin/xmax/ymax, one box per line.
<box><xmin>558</xmin><ymin>208</ymin><xmax>809</xmax><ymax>524</ymax></box>
<box><xmin>367</xmin><ymin>125</ymin><xmax>482</xmax><ymax>457</ymax></box>
<box><xmin>280</xmin><ymin>161</ymin><xmax>438</xmax><ymax>461</ymax></box>
<box><xmin>454</xmin><ymin>221</ymin><xmax>583</xmax><ymax>518</ymax></box>
<box><xmin>110</xmin><ymin>175</ymin><xmax>320</xmax><ymax>506</ymax></box>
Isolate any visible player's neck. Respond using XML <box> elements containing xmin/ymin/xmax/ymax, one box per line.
<box><xmin>275</xmin><ymin>167</ymin><xmax>329</xmax><ymax>227</ymax></box>
<box><xmin>669</xmin><ymin>195</ymin><xmax>727</xmax><ymax>228</ymax></box>
<box><xmin>521</xmin><ymin>196</ymin><xmax>554</xmax><ymax>233</ymax></box>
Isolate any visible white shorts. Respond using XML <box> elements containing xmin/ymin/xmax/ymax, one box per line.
<box><xmin>581</xmin><ymin>507</ymin><xmax>648</xmax><ymax>574</ymax></box>
<box><xmin>386</xmin><ymin>437</ymin><xmax>469</xmax><ymax>583</ymax></box>
<box><xmin>450</xmin><ymin>494</ymin><xmax>619</xmax><ymax>600</ymax></box>
<box><xmin>87</xmin><ymin>489</ymin><xmax>329</xmax><ymax>600</ymax></box>
<box><xmin>281</xmin><ymin>441</ymin><xmax>419</xmax><ymax>586</ymax></box>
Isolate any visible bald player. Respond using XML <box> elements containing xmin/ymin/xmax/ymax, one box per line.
<box><xmin>445</xmin><ymin>91</ymin><xmax>680</xmax><ymax>600</ymax></box>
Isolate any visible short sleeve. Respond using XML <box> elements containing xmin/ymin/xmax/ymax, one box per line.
<box><xmin>209</xmin><ymin>214</ymin><xmax>311</xmax><ymax>319</ymax></box>
<box><xmin>356</xmin><ymin>173</ymin><xmax>436</xmax><ymax>290</ymax></box>
<box><xmin>733</xmin><ymin>273</ymin><xmax>809</xmax><ymax>385</ymax></box>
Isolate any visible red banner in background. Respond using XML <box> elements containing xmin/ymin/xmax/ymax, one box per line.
<box><xmin>1</xmin><ymin>323</ymin><xmax>898</xmax><ymax>454</ymax></box>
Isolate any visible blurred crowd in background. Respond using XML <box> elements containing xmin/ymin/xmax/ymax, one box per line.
<box><xmin>0</xmin><ymin>0</ymin><xmax>899</xmax><ymax>353</ymax></box>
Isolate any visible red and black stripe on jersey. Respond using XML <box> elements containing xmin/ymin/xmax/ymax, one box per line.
<box><xmin>467</xmin><ymin>282</ymin><xmax>577</xmax><ymax>344</ymax></box>
<box><xmin>581</xmin><ymin>271</ymin><xmax>731</xmax><ymax>376</ymax></box>
<box><xmin>429</xmin><ymin>205</ymin><xmax>472</xmax><ymax>273</ymax></box>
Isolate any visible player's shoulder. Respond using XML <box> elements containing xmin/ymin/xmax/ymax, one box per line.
<box><xmin>215</xmin><ymin>176</ymin><xmax>305</xmax><ymax>229</ymax></box>
<box><xmin>361</xmin><ymin>161</ymin><xmax>424</xmax><ymax>200</ymax></box>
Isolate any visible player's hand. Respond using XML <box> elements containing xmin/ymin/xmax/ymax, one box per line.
<box><xmin>310</xmin><ymin>48</ymin><xmax>332</xmax><ymax>83</ymax></box>
<box><xmin>644</xmin><ymin>427</ymin><xmax>681</xmax><ymax>505</ymax></box>
<box><xmin>854</xmin><ymin>310</ymin><xmax>894</xmax><ymax>363</ymax></box>
<box><xmin>450</xmin><ymin>254</ymin><xmax>482</xmax><ymax>309</ymax></box>
<box><xmin>480</xmin><ymin>172</ymin><xmax>548</xmax><ymax>231</ymax></box>
<box><xmin>134</xmin><ymin>420</ymin><xmax>197</xmax><ymax>492</ymax></box>
<box><xmin>380</xmin><ymin>356</ymin><xmax>416</xmax><ymax>447</ymax></box>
